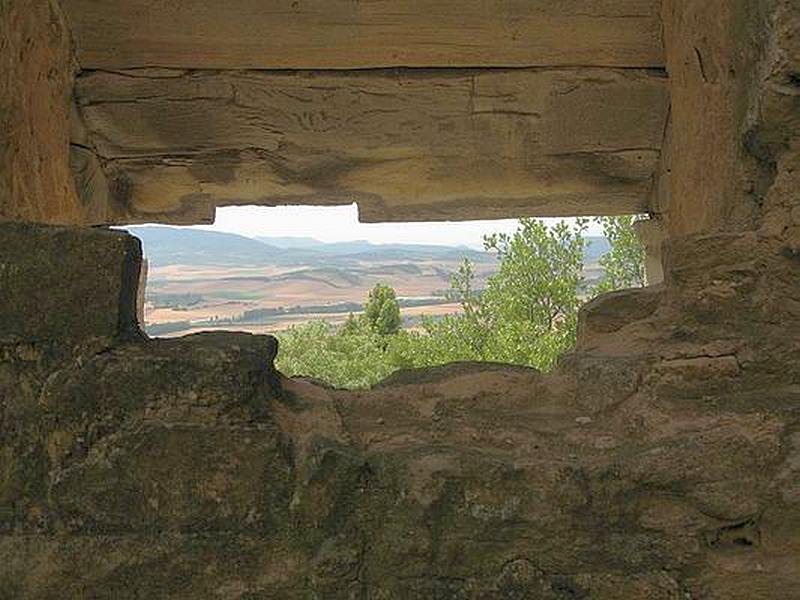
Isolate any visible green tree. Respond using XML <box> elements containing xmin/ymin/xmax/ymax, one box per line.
<box><xmin>594</xmin><ymin>215</ymin><xmax>646</xmax><ymax>293</ymax></box>
<box><xmin>480</xmin><ymin>218</ymin><xmax>587</xmax><ymax>368</ymax></box>
<box><xmin>276</xmin><ymin>216</ymin><xmax>645</xmax><ymax>389</ymax></box>
<box><xmin>340</xmin><ymin>312</ymin><xmax>366</xmax><ymax>336</ymax></box>
<box><xmin>391</xmin><ymin>218</ymin><xmax>588</xmax><ymax>371</ymax></box>
<box><xmin>364</xmin><ymin>283</ymin><xmax>402</xmax><ymax>335</ymax></box>
<box><xmin>275</xmin><ymin>320</ymin><xmax>395</xmax><ymax>389</ymax></box>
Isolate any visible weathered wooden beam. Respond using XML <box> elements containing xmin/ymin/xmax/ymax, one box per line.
<box><xmin>75</xmin><ymin>67</ymin><xmax>669</xmax><ymax>223</ymax></box>
<box><xmin>62</xmin><ymin>0</ymin><xmax>664</xmax><ymax>70</ymax></box>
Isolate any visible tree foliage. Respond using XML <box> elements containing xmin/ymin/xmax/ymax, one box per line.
<box><xmin>275</xmin><ymin>320</ymin><xmax>396</xmax><ymax>389</ymax></box>
<box><xmin>595</xmin><ymin>215</ymin><xmax>646</xmax><ymax>292</ymax></box>
<box><xmin>276</xmin><ymin>217</ymin><xmax>646</xmax><ymax>389</ymax></box>
<box><xmin>407</xmin><ymin>218</ymin><xmax>588</xmax><ymax>370</ymax></box>
<box><xmin>363</xmin><ymin>283</ymin><xmax>402</xmax><ymax>335</ymax></box>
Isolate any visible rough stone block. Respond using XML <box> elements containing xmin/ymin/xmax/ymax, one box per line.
<box><xmin>576</xmin><ymin>285</ymin><xmax>663</xmax><ymax>343</ymax></box>
<box><xmin>0</xmin><ymin>223</ymin><xmax>142</xmax><ymax>343</ymax></box>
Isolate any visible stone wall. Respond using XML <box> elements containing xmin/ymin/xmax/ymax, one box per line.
<box><xmin>0</xmin><ymin>224</ymin><xmax>798</xmax><ymax>598</ymax></box>
<box><xmin>3</xmin><ymin>1</ymin><xmax>796</xmax><ymax>233</ymax></box>
<box><xmin>0</xmin><ymin>0</ymin><xmax>80</xmax><ymax>224</ymax></box>
<box><xmin>1</xmin><ymin>2</ymin><xmax>800</xmax><ymax>598</ymax></box>
<box><xmin>660</xmin><ymin>0</ymin><xmax>800</xmax><ymax>237</ymax></box>
<box><xmin>2</xmin><ymin>0</ymin><xmax>671</xmax><ymax>226</ymax></box>
<box><xmin>69</xmin><ymin>67</ymin><xmax>669</xmax><ymax>225</ymax></box>
<box><xmin>0</xmin><ymin>0</ymin><xmax>141</xmax><ymax>226</ymax></box>
<box><xmin>0</xmin><ymin>223</ymin><xmax>142</xmax><ymax>346</ymax></box>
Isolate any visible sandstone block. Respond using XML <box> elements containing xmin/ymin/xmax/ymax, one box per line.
<box><xmin>0</xmin><ymin>223</ymin><xmax>142</xmax><ymax>344</ymax></box>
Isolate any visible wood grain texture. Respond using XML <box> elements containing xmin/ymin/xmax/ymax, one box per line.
<box><xmin>75</xmin><ymin>67</ymin><xmax>669</xmax><ymax>223</ymax></box>
<box><xmin>1</xmin><ymin>0</ymin><xmax>83</xmax><ymax>224</ymax></box>
<box><xmin>62</xmin><ymin>0</ymin><xmax>664</xmax><ymax>70</ymax></box>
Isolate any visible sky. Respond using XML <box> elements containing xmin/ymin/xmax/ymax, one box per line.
<box><xmin>193</xmin><ymin>204</ymin><xmax>602</xmax><ymax>249</ymax></box>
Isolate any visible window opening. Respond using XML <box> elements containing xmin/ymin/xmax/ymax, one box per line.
<box><xmin>127</xmin><ymin>205</ymin><xmax>649</xmax><ymax>389</ymax></box>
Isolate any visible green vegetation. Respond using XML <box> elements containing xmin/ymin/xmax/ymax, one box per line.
<box><xmin>149</xmin><ymin>293</ymin><xmax>204</xmax><ymax>309</ymax></box>
<box><xmin>274</xmin><ymin>320</ymin><xmax>397</xmax><ymax>389</ymax></box>
<box><xmin>595</xmin><ymin>215</ymin><xmax>646</xmax><ymax>293</ymax></box>
<box><xmin>363</xmin><ymin>283</ymin><xmax>402</xmax><ymax>335</ymax></box>
<box><xmin>276</xmin><ymin>217</ymin><xmax>647</xmax><ymax>389</ymax></box>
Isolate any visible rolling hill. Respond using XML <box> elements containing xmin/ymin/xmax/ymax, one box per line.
<box><xmin>125</xmin><ymin>226</ymin><xmax>612</xmax><ymax>337</ymax></box>
<box><xmin>128</xmin><ymin>226</ymin><xmax>610</xmax><ymax>268</ymax></box>
<box><xmin>126</xmin><ymin>227</ymin><xmax>284</xmax><ymax>267</ymax></box>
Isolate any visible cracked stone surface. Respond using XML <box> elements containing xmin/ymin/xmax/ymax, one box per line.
<box><xmin>1</xmin><ymin>228</ymin><xmax>798</xmax><ymax>599</ymax></box>
<box><xmin>2</xmin><ymin>1</ymin><xmax>800</xmax><ymax>597</ymax></box>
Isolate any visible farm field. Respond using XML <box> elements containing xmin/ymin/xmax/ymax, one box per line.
<box><xmin>131</xmin><ymin>227</ymin><xmax>608</xmax><ymax>337</ymax></box>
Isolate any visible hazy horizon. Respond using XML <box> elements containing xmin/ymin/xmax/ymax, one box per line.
<box><xmin>183</xmin><ymin>204</ymin><xmax>603</xmax><ymax>250</ymax></box>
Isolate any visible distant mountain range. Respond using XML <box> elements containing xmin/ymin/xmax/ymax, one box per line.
<box><xmin>255</xmin><ymin>235</ymin><xmax>476</xmax><ymax>255</ymax></box>
<box><xmin>132</xmin><ymin>225</ymin><xmax>613</xmax><ymax>337</ymax></box>
<box><xmin>126</xmin><ymin>226</ymin><xmax>610</xmax><ymax>268</ymax></box>
<box><xmin>127</xmin><ymin>227</ymin><xmax>283</xmax><ymax>267</ymax></box>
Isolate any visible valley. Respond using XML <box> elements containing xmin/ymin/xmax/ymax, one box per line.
<box><xmin>131</xmin><ymin>226</ymin><xmax>608</xmax><ymax>337</ymax></box>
